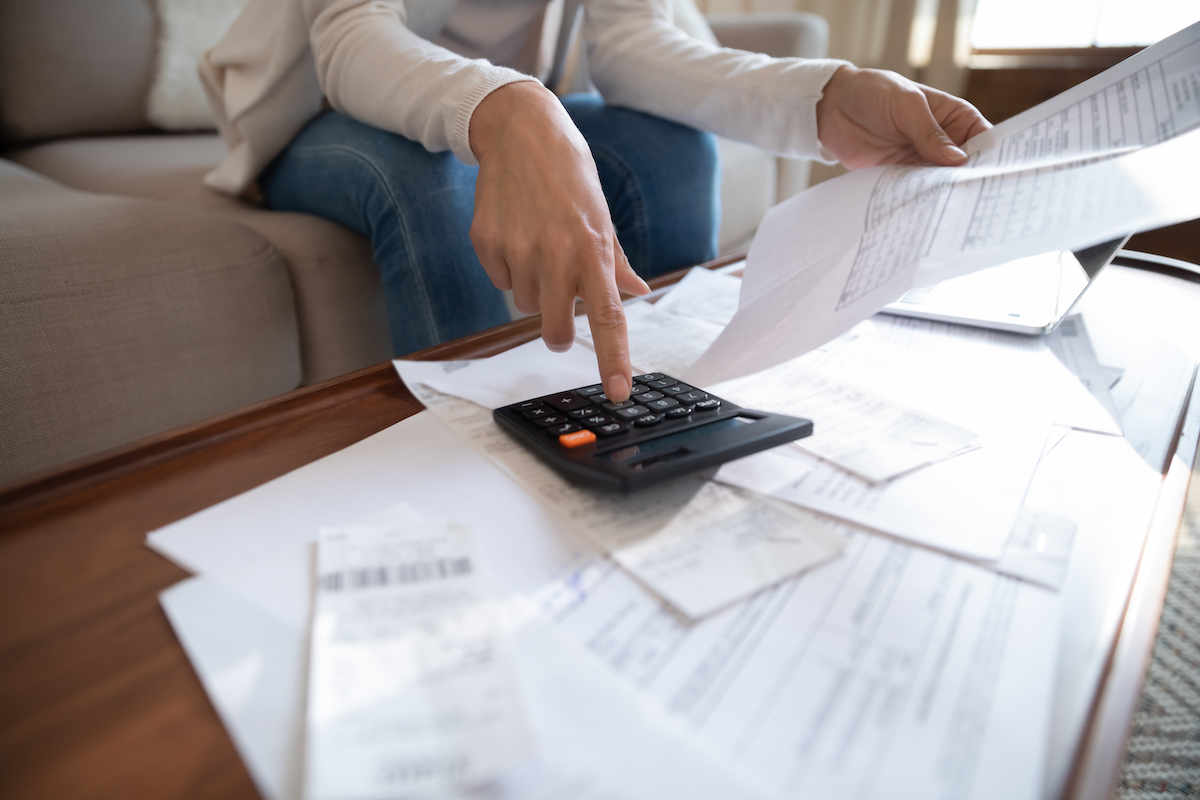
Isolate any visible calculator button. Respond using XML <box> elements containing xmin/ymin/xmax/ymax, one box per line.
<box><xmin>559</xmin><ymin>429</ymin><xmax>596</xmax><ymax>448</ymax></box>
<box><xmin>514</xmin><ymin>399</ymin><xmax>544</xmax><ymax>410</ymax></box>
<box><xmin>546</xmin><ymin>422</ymin><xmax>582</xmax><ymax>436</ymax></box>
<box><xmin>694</xmin><ymin>399</ymin><xmax>722</xmax><ymax>411</ymax></box>
<box><xmin>546</xmin><ymin>393</ymin><xmax>591</xmax><ymax>412</ymax></box>
<box><xmin>675</xmin><ymin>391</ymin><xmax>708</xmax><ymax>403</ymax></box>
<box><xmin>638</xmin><ymin>391</ymin><xmax>665</xmax><ymax>402</ymax></box>
<box><xmin>614</xmin><ymin>405</ymin><xmax>650</xmax><ymax>420</ymax></box>
<box><xmin>595</xmin><ymin>422</ymin><xmax>629</xmax><ymax>437</ymax></box>
<box><xmin>629</xmin><ymin>383</ymin><xmax>649</xmax><ymax>395</ymax></box>
<box><xmin>634</xmin><ymin>413</ymin><xmax>665</xmax><ymax>427</ymax></box>
<box><xmin>574</xmin><ymin>384</ymin><xmax>605</xmax><ymax>397</ymax></box>
<box><xmin>602</xmin><ymin>399</ymin><xmax>637</xmax><ymax>412</ymax></box>
<box><xmin>633</xmin><ymin>373</ymin><xmax>665</xmax><ymax>384</ymax></box>
<box><xmin>580</xmin><ymin>414</ymin><xmax>615</xmax><ymax>427</ymax></box>
<box><xmin>643</xmin><ymin>379</ymin><xmax>673</xmax><ymax>389</ymax></box>
<box><xmin>661</xmin><ymin>384</ymin><xmax>694</xmax><ymax>396</ymax></box>
<box><xmin>523</xmin><ymin>407</ymin><xmax>553</xmax><ymax>419</ymax></box>
<box><xmin>665</xmin><ymin>406</ymin><xmax>693</xmax><ymax>419</ymax></box>
<box><xmin>567</xmin><ymin>407</ymin><xmax>596</xmax><ymax>419</ymax></box>
<box><xmin>534</xmin><ymin>414</ymin><xmax>568</xmax><ymax>426</ymax></box>
<box><xmin>645</xmin><ymin>398</ymin><xmax>679</xmax><ymax>411</ymax></box>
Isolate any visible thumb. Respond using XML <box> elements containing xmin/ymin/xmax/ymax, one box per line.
<box><xmin>612</xmin><ymin>236</ymin><xmax>650</xmax><ymax>296</ymax></box>
<box><xmin>896</xmin><ymin>91</ymin><xmax>968</xmax><ymax>166</ymax></box>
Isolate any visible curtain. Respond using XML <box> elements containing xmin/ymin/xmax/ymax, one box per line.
<box><xmin>692</xmin><ymin>0</ymin><xmax>976</xmax><ymax>95</ymax></box>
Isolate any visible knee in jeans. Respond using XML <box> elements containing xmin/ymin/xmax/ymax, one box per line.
<box><xmin>668</xmin><ymin>127</ymin><xmax>720</xmax><ymax>189</ymax></box>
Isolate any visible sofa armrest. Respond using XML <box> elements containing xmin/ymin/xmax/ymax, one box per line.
<box><xmin>706</xmin><ymin>12</ymin><xmax>829</xmax><ymax>61</ymax></box>
<box><xmin>707</xmin><ymin>12</ymin><xmax>830</xmax><ymax>237</ymax></box>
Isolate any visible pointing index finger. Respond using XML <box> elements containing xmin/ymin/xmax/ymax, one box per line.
<box><xmin>581</xmin><ymin>262</ymin><xmax>633</xmax><ymax>403</ymax></box>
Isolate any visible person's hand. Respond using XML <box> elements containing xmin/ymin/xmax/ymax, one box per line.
<box><xmin>469</xmin><ymin>82</ymin><xmax>649</xmax><ymax>402</ymax></box>
<box><xmin>816</xmin><ymin>66</ymin><xmax>991</xmax><ymax>169</ymax></box>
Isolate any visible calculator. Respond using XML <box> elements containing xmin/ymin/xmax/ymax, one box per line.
<box><xmin>493</xmin><ymin>373</ymin><xmax>813</xmax><ymax>492</ymax></box>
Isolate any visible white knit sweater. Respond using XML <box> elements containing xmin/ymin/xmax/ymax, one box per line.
<box><xmin>199</xmin><ymin>0</ymin><xmax>847</xmax><ymax>195</ymax></box>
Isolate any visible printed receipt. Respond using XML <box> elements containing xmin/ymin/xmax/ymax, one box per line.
<box><xmin>305</xmin><ymin>520</ymin><xmax>531</xmax><ymax>800</ymax></box>
<box><xmin>393</xmin><ymin>358</ymin><xmax>849</xmax><ymax>619</ymax></box>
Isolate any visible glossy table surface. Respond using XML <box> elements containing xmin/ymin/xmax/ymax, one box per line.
<box><xmin>0</xmin><ymin>252</ymin><xmax>1196</xmax><ymax>800</ymax></box>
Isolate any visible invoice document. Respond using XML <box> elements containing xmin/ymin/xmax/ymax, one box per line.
<box><xmin>305</xmin><ymin>520</ymin><xmax>531</xmax><ymax>799</ymax></box>
<box><xmin>536</xmin><ymin>530</ymin><xmax>1060</xmax><ymax>800</ymax></box>
<box><xmin>686</xmin><ymin>21</ymin><xmax>1200</xmax><ymax>386</ymax></box>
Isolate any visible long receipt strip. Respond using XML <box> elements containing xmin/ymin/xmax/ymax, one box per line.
<box><xmin>306</xmin><ymin>520</ymin><xmax>530</xmax><ymax>799</ymax></box>
<box><xmin>161</xmin><ymin>518</ymin><xmax>773</xmax><ymax>800</ymax></box>
<box><xmin>394</xmin><ymin>343</ymin><xmax>848</xmax><ymax>619</ymax></box>
<box><xmin>686</xmin><ymin>20</ymin><xmax>1200</xmax><ymax>386</ymax></box>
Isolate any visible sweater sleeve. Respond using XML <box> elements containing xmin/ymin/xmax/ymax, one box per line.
<box><xmin>583</xmin><ymin>0</ymin><xmax>850</xmax><ymax>160</ymax></box>
<box><xmin>302</xmin><ymin>0</ymin><xmax>540</xmax><ymax>165</ymax></box>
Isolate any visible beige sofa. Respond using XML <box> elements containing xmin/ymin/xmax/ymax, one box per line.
<box><xmin>0</xmin><ymin>0</ymin><xmax>828</xmax><ymax>485</ymax></box>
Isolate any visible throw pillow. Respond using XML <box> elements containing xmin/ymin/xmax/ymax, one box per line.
<box><xmin>146</xmin><ymin>0</ymin><xmax>250</xmax><ymax>130</ymax></box>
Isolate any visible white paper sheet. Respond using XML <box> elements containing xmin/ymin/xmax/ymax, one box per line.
<box><xmin>575</xmin><ymin>300</ymin><xmax>724</xmax><ymax>379</ymax></box>
<box><xmin>148</xmin><ymin>412</ymin><xmax>604</xmax><ymax>631</ymax></box>
<box><xmin>162</xmin><ymin>577</ymin><xmax>774</xmax><ymax>800</ymax></box>
<box><xmin>793</xmin><ymin>314</ymin><xmax>1121</xmax><ymax>438</ymax></box>
<box><xmin>650</xmin><ymin>267</ymin><xmax>743</xmax><ymax>327</ymax></box>
<box><xmin>685</xmin><ymin>23</ymin><xmax>1200</xmax><ymax>386</ymax></box>
<box><xmin>710</xmin><ymin>313</ymin><xmax>1121</xmax><ymax>562</ymax></box>
<box><xmin>710</xmin><ymin>361</ymin><xmax>978</xmax><ymax>483</ymax></box>
<box><xmin>414</xmin><ymin>338</ymin><xmax>603</xmax><ymax>410</ymax></box>
<box><xmin>306</xmin><ymin>521</ymin><xmax>531</xmax><ymax>799</ymax></box>
<box><xmin>535</xmin><ymin>527</ymin><xmax>1062</xmax><ymax>800</ymax></box>
<box><xmin>393</xmin><ymin>355</ymin><xmax>847</xmax><ymax>619</ymax></box>
<box><xmin>716</xmin><ymin>433</ymin><xmax>1040</xmax><ymax>563</ymax></box>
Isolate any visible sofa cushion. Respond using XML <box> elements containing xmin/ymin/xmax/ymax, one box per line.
<box><xmin>0</xmin><ymin>0</ymin><xmax>155</xmax><ymax>143</ymax></box>
<box><xmin>0</xmin><ymin>159</ymin><xmax>301</xmax><ymax>484</ymax></box>
<box><xmin>7</xmin><ymin>135</ymin><xmax>393</xmax><ymax>385</ymax></box>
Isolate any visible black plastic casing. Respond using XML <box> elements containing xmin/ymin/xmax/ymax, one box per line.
<box><xmin>493</xmin><ymin>397</ymin><xmax>813</xmax><ymax>493</ymax></box>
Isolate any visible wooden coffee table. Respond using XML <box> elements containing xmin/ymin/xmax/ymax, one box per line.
<box><xmin>0</xmin><ymin>253</ymin><xmax>1196</xmax><ymax>800</ymax></box>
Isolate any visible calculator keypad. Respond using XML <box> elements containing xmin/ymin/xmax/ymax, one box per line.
<box><xmin>501</xmin><ymin>374</ymin><xmax>734</xmax><ymax>450</ymax></box>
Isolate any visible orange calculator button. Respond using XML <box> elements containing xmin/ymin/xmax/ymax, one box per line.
<box><xmin>559</xmin><ymin>429</ymin><xmax>596</xmax><ymax>448</ymax></box>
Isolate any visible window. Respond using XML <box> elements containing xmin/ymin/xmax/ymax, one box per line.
<box><xmin>971</xmin><ymin>0</ymin><xmax>1200</xmax><ymax>49</ymax></box>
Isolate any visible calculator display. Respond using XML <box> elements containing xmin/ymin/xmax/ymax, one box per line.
<box><xmin>493</xmin><ymin>374</ymin><xmax>812</xmax><ymax>492</ymax></box>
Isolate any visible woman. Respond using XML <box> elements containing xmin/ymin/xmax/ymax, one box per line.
<box><xmin>201</xmin><ymin>0</ymin><xmax>989</xmax><ymax>402</ymax></box>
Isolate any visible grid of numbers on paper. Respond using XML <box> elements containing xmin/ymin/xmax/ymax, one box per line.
<box><xmin>837</xmin><ymin>166</ymin><xmax>955</xmax><ymax>310</ymax></box>
<box><xmin>994</xmin><ymin>42</ymin><xmax>1200</xmax><ymax>170</ymax></box>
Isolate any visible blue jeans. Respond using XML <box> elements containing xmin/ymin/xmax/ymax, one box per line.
<box><xmin>259</xmin><ymin>94</ymin><xmax>721</xmax><ymax>357</ymax></box>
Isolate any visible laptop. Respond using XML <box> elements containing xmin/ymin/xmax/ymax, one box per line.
<box><xmin>882</xmin><ymin>235</ymin><xmax>1131</xmax><ymax>334</ymax></box>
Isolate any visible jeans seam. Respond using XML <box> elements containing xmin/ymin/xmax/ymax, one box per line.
<box><xmin>590</xmin><ymin>144</ymin><xmax>649</xmax><ymax>271</ymax></box>
<box><xmin>283</xmin><ymin>144</ymin><xmax>443</xmax><ymax>343</ymax></box>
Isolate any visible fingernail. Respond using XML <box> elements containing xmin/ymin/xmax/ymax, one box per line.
<box><xmin>606</xmin><ymin>374</ymin><xmax>630</xmax><ymax>402</ymax></box>
<box><xmin>546</xmin><ymin>341</ymin><xmax>572</xmax><ymax>353</ymax></box>
<box><xmin>942</xmin><ymin>145</ymin><xmax>967</xmax><ymax>161</ymax></box>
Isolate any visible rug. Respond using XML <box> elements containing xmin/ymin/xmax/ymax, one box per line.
<box><xmin>1117</xmin><ymin>464</ymin><xmax>1200</xmax><ymax>797</ymax></box>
